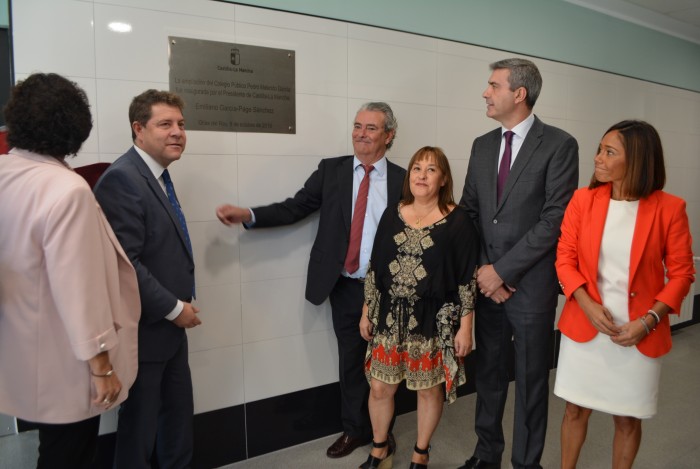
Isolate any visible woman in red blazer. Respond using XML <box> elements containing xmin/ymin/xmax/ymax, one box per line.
<box><xmin>554</xmin><ymin>120</ymin><xmax>694</xmax><ymax>469</ymax></box>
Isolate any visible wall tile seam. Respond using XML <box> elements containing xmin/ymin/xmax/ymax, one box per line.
<box><xmin>94</xmin><ymin>2</ymin><xmax>237</xmax><ymax>24</ymax></box>
<box><xmin>234</xmin><ymin>19</ymin><xmax>349</xmax><ymax>40</ymax></box>
<box><xmin>238</xmin><ymin>328</ymin><xmax>335</xmax><ymax>345</ymax></box>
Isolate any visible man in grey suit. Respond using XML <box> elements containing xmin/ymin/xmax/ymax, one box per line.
<box><xmin>95</xmin><ymin>90</ymin><xmax>201</xmax><ymax>468</ymax></box>
<box><xmin>458</xmin><ymin>59</ymin><xmax>579</xmax><ymax>469</ymax></box>
<box><xmin>216</xmin><ymin>102</ymin><xmax>406</xmax><ymax>459</ymax></box>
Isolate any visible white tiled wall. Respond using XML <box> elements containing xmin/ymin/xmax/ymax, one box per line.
<box><xmin>13</xmin><ymin>0</ymin><xmax>699</xmax><ymax>429</ymax></box>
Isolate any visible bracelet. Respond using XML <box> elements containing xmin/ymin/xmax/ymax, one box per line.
<box><xmin>647</xmin><ymin>309</ymin><xmax>661</xmax><ymax>326</ymax></box>
<box><xmin>90</xmin><ymin>367</ymin><xmax>115</xmax><ymax>378</ymax></box>
<box><xmin>639</xmin><ymin>317</ymin><xmax>650</xmax><ymax>335</ymax></box>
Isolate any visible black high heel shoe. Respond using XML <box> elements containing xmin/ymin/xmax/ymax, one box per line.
<box><xmin>359</xmin><ymin>439</ymin><xmax>394</xmax><ymax>469</ymax></box>
<box><xmin>408</xmin><ymin>443</ymin><xmax>430</xmax><ymax>468</ymax></box>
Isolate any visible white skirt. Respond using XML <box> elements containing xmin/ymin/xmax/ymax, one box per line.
<box><xmin>554</xmin><ymin>333</ymin><xmax>662</xmax><ymax>419</ymax></box>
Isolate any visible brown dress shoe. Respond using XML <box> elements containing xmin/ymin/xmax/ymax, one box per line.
<box><xmin>327</xmin><ymin>433</ymin><xmax>370</xmax><ymax>458</ymax></box>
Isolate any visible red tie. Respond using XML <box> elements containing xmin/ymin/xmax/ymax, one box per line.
<box><xmin>344</xmin><ymin>164</ymin><xmax>374</xmax><ymax>274</ymax></box>
<box><xmin>497</xmin><ymin>130</ymin><xmax>514</xmax><ymax>203</ymax></box>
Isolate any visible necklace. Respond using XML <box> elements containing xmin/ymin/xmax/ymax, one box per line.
<box><xmin>413</xmin><ymin>204</ymin><xmax>438</xmax><ymax>227</ymax></box>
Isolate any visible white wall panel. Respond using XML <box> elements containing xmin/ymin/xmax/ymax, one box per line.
<box><xmin>436</xmin><ymin>106</ymin><xmax>494</xmax><ymax>162</ymax></box>
<box><xmin>241</xmin><ymin>276</ymin><xmax>332</xmax><ymax>343</ymax></box>
<box><xmin>236</xmin><ymin>154</ymin><xmax>322</xmax><ymax>206</ymax></box>
<box><xmin>348</xmin><ymin>39</ymin><xmax>437</xmax><ymax>105</ymax></box>
<box><xmin>93</xmin><ymin>4</ymin><xmax>238</xmax><ymax>82</ymax></box>
<box><xmin>94</xmin><ymin>0</ymin><xmax>237</xmax><ymax>21</ymax></box>
<box><xmin>94</xmin><ymin>79</ymin><xmax>160</xmax><ymax>155</ymax></box>
<box><xmin>188</xmin><ymin>220</ymin><xmax>240</xmax><ymax>288</ymax></box>
<box><xmin>12</xmin><ymin>0</ymin><xmax>95</xmax><ymax>77</ymax></box>
<box><xmin>190</xmin><ymin>345</ymin><xmax>245</xmax><ymax>413</ymax></box>
<box><xmin>188</xmin><ymin>283</ymin><xmax>243</xmax><ymax>353</ymax></box>
<box><xmin>535</xmin><ymin>70</ymin><xmax>569</xmax><ymax>121</ymax></box>
<box><xmin>566</xmin><ymin>72</ymin><xmax>619</xmax><ymax>124</ymax></box>
<box><xmin>169</xmin><ymin>153</ymin><xmax>238</xmax><ymax>222</ymax></box>
<box><xmin>237</xmin><ymin>220</ymin><xmax>317</xmax><ymax>284</ymax></box>
<box><xmin>436</xmin><ymin>53</ymin><xmax>492</xmax><ymax>111</ymax></box>
<box><xmin>645</xmin><ymin>87</ymin><xmax>700</xmax><ymax>134</ymax></box>
<box><xmin>243</xmin><ymin>329</ymin><xmax>338</xmax><ymax>402</ymax></box>
<box><xmin>348</xmin><ymin>24</ymin><xmax>438</xmax><ymax>52</ymax></box>
<box><xmin>235</xmin><ymin>4</ymin><xmax>346</xmax><ymax>37</ymax></box>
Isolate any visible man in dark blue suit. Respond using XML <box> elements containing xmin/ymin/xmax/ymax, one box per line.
<box><xmin>95</xmin><ymin>89</ymin><xmax>201</xmax><ymax>468</ymax></box>
<box><xmin>216</xmin><ymin>102</ymin><xmax>406</xmax><ymax>459</ymax></box>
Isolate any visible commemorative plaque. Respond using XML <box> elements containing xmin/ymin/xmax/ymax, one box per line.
<box><xmin>168</xmin><ymin>36</ymin><xmax>295</xmax><ymax>133</ymax></box>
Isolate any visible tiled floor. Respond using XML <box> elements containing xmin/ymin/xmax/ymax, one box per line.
<box><xmin>1</xmin><ymin>324</ymin><xmax>698</xmax><ymax>468</ymax></box>
<box><xmin>224</xmin><ymin>323</ymin><xmax>700</xmax><ymax>469</ymax></box>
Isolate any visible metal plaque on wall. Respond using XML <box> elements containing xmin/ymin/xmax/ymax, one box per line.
<box><xmin>168</xmin><ymin>36</ymin><xmax>295</xmax><ymax>133</ymax></box>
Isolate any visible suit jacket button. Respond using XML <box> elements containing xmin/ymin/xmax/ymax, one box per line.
<box><xmin>630</xmin><ymin>292</ymin><xmax>637</xmax><ymax>297</ymax></box>
<box><xmin>492</xmin><ymin>219</ymin><xmax>498</xmax><ymax>224</ymax></box>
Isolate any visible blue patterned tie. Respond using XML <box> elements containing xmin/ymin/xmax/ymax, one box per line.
<box><xmin>162</xmin><ymin>169</ymin><xmax>195</xmax><ymax>298</ymax></box>
<box><xmin>162</xmin><ymin>169</ymin><xmax>193</xmax><ymax>256</ymax></box>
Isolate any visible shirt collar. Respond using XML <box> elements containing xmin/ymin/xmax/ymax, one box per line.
<box><xmin>352</xmin><ymin>155</ymin><xmax>387</xmax><ymax>176</ymax></box>
<box><xmin>133</xmin><ymin>145</ymin><xmax>167</xmax><ymax>179</ymax></box>
<box><xmin>502</xmin><ymin>113</ymin><xmax>535</xmax><ymax>139</ymax></box>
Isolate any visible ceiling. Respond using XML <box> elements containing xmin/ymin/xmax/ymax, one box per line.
<box><xmin>565</xmin><ymin>0</ymin><xmax>700</xmax><ymax>44</ymax></box>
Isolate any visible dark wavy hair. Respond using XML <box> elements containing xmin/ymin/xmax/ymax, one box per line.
<box><xmin>129</xmin><ymin>89</ymin><xmax>185</xmax><ymax>141</ymax></box>
<box><xmin>4</xmin><ymin>73</ymin><xmax>92</xmax><ymax>159</ymax></box>
<box><xmin>589</xmin><ymin>120</ymin><xmax>665</xmax><ymax>199</ymax></box>
<box><xmin>402</xmin><ymin>146</ymin><xmax>454</xmax><ymax>215</ymax></box>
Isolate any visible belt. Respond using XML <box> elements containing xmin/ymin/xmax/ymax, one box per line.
<box><xmin>342</xmin><ymin>276</ymin><xmax>365</xmax><ymax>284</ymax></box>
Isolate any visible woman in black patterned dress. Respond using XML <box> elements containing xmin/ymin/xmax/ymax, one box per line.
<box><xmin>358</xmin><ymin>146</ymin><xmax>479</xmax><ymax>469</ymax></box>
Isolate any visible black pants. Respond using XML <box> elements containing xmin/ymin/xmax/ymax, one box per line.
<box><xmin>329</xmin><ymin>276</ymin><xmax>372</xmax><ymax>439</ymax></box>
<box><xmin>34</xmin><ymin>415</ymin><xmax>100</xmax><ymax>469</ymax></box>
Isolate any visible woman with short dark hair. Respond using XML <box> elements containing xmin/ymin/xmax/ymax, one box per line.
<box><xmin>554</xmin><ymin>120</ymin><xmax>695</xmax><ymax>469</ymax></box>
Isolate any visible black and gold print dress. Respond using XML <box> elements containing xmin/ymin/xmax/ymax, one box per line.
<box><xmin>364</xmin><ymin>204</ymin><xmax>479</xmax><ymax>403</ymax></box>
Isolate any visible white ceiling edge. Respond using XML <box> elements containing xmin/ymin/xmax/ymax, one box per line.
<box><xmin>564</xmin><ymin>0</ymin><xmax>700</xmax><ymax>45</ymax></box>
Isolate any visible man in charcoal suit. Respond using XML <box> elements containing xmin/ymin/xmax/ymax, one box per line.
<box><xmin>458</xmin><ymin>59</ymin><xmax>579</xmax><ymax>469</ymax></box>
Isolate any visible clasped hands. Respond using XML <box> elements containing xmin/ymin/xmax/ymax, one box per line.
<box><xmin>583</xmin><ymin>302</ymin><xmax>646</xmax><ymax>347</ymax></box>
<box><xmin>477</xmin><ymin>264</ymin><xmax>515</xmax><ymax>304</ymax></box>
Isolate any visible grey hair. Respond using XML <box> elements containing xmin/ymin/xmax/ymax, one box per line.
<box><xmin>490</xmin><ymin>58</ymin><xmax>542</xmax><ymax>109</ymax></box>
<box><xmin>357</xmin><ymin>102</ymin><xmax>397</xmax><ymax>149</ymax></box>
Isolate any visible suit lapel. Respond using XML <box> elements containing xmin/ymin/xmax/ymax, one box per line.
<box><xmin>387</xmin><ymin>160</ymin><xmax>404</xmax><ymax>206</ymax></box>
<box><xmin>629</xmin><ymin>192</ymin><xmax>657</xmax><ymax>284</ymax></box>
<box><xmin>589</xmin><ymin>185</ymin><xmax>611</xmax><ymax>277</ymax></box>
<box><xmin>498</xmin><ymin>117</ymin><xmax>543</xmax><ymax>210</ymax></box>
<box><xmin>340</xmin><ymin>156</ymin><xmax>354</xmax><ymax>232</ymax></box>
<box><xmin>483</xmin><ymin>130</ymin><xmax>501</xmax><ymax>213</ymax></box>
<box><xmin>128</xmin><ymin>150</ymin><xmax>194</xmax><ymax>261</ymax></box>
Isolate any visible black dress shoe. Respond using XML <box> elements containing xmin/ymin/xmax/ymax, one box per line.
<box><xmin>327</xmin><ymin>433</ymin><xmax>371</xmax><ymax>458</ymax></box>
<box><xmin>457</xmin><ymin>456</ymin><xmax>500</xmax><ymax>469</ymax></box>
